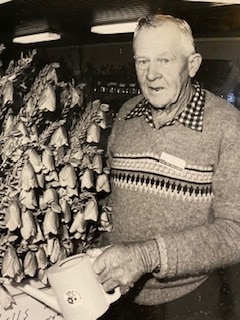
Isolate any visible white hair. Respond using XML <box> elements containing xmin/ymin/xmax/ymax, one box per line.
<box><xmin>133</xmin><ymin>14</ymin><xmax>196</xmax><ymax>57</ymax></box>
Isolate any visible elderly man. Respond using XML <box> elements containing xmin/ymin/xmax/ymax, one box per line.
<box><xmin>89</xmin><ymin>14</ymin><xmax>240</xmax><ymax>320</ymax></box>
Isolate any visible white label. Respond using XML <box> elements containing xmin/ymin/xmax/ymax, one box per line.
<box><xmin>159</xmin><ymin>152</ymin><xmax>186</xmax><ymax>171</ymax></box>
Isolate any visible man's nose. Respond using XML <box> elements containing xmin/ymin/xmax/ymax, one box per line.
<box><xmin>146</xmin><ymin>61</ymin><xmax>162</xmax><ymax>81</ymax></box>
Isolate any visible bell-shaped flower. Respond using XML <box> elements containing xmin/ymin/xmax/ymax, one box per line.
<box><xmin>81</xmin><ymin>153</ymin><xmax>91</xmax><ymax>168</ymax></box>
<box><xmin>96</xmin><ymin>173</ymin><xmax>111</xmax><ymax>193</ymax></box>
<box><xmin>70</xmin><ymin>86</ymin><xmax>81</xmax><ymax>108</ymax></box>
<box><xmin>35</xmin><ymin>246</ymin><xmax>48</xmax><ymax>269</ymax></box>
<box><xmin>86</xmin><ymin>123</ymin><xmax>100</xmax><ymax>143</ymax></box>
<box><xmin>97</xmin><ymin>110</ymin><xmax>107</xmax><ymax>129</ymax></box>
<box><xmin>4</xmin><ymin>113</ymin><xmax>15</xmax><ymax>133</ymax></box>
<box><xmin>25</xmin><ymin>96</ymin><xmax>34</xmax><ymax>117</ymax></box>
<box><xmin>36</xmin><ymin>173</ymin><xmax>45</xmax><ymax>188</ymax></box>
<box><xmin>25</xmin><ymin>148</ymin><xmax>42</xmax><ymax>173</ymax></box>
<box><xmin>42</xmin><ymin>148</ymin><xmax>55</xmax><ymax>172</ymax></box>
<box><xmin>60</xmin><ymin>198</ymin><xmax>71</xmax><ymax>223</ymax></box>
<box><xmin>31</xmin><ymin>220</ymin><xmax>45</xmax><ymax>243</ymax></box>
<box><xmin>2</xmin><ymin>245</ymin><xmax>23</xmax><ymax>280</ymax></box>
<box><xmin>45</xmin><ymin>238</ymin><xmax>54</xmax><ymax>257</ymax></box>
<box><xmin>92</xmin><ymin>154</ymin><xmax>103</xmax><ymax>174</ymax></box>
<box><xmin>70</xmin><ymin>146</ymin><xmax>83</xmax><ymax>164</ymax></box>
<box><xmin>58</xmin><ymin>246</ymin><xmax>68</xmax><ymax>261</ymax></box>
<box><xmin>2</xmin><ymin>137</ymin><xmax>21</xmax><ymax>162</ymax></box>
<box><xmin>81</xmin><ymin>168</ymin><xmax>94</xmax><ymax>190</ymax></box>
<box><xmin>40</xmin><ymin>188</ymin><xmax>59</xmax><ymax>210</ymax></box>
<box><xmin>84</xmin><ymin>198</ymin><xmax>98</xmax><ymax>222</ymax></box>
<box><xmin>45</xmin><ymin>170</ymin><xmax>58</xmax><ymax>182</ymax></box>
<box><xmin>66</xmin><ymin>185</ymin><xmax>78</xmax><ymax>197</ymax></box>
<box><xmin>91</xmin><ymin>99</ymin><xmax>100</xmax><ymax>109</ymax></box>
<box><xmin>19</xmin><ymin>189</ymin><xmax>37</xmax><ymax>209</ymax></box>
<box><xmin>19</xmin><ymin>160</ymin><xmax>38</xmax><ymax>191</ymax></box>
<box><xmin>38</xmin><ymin>269</ymin><xmax>48</xmax><ymax>285</ymax></box>
<box><xmin>38</xmin><ymin>83</ymin><xmax>56</xmax><ymax>112</ymax></box>
<box><xmin>29</xmin><ymin>123</ymin><xmax>39</xmax><ymax>142</ymax></box>
<box><xmin>20</xmin><ymin>209</ymin><xmax>37</xmax><ymax>240</ymax></box>
<box><xmin>14</xmin><ymin>120</ymin><xmax>28</xmax><ymax>138</ymax></box>
<box><xmin>43</xmin><ymin>208</ymin><xmax>59</xmax><ymax>236</ymax></box>
<box><xmin>2</xmin><ymin>80</ymin><xmax>13</xmax><ymax>106</ymax></box>
<box><xmin>50</xmin><ymin>126</ymin><xmax>68</xmax><ymax>148</ymax></box>
<box><xmin>50</xmin><ymin>201</ymin><xmax>62</xmax><ymax>214</ymax></box>
<box><xmin>62</xmin><ymin>239</ymin><xmax>74</xmax><ymax>256</ymax></box>
<box><xmin>100</xmin><ymin>103</ymin><xmax>110</xmax><ymax>112</ymax></box>
<box><xmin>59</xmin><ymin>164</ymin><xmax>77</xmax><ymax>188</ymax></box>
<box><xmin>60</xmin><ymin>224</ymin><xmax>70</xmax><ymax>241</ymax></box>
<box><xmin>23</xmin><ymin>251</ymin><xmax>37</xmax><ymax>277</ymax></box>
<box><xmin>70</xmin><ymin>211</ymin><xmax>86</xmax><ymax>233</ymax></box>
<box><xmin>4</xmin><ymin>199</ymin><xmax>21</xmax><ymax>232</ymax></box>
<box><xmin>50</xmin><ymin>238</ymin><xmax>61</xmax><ymax>264</ymax></box>
<box><xmin>0</xmin><ymin>285</ymin><xmax>15</xmax><ymax>309</ymax></box>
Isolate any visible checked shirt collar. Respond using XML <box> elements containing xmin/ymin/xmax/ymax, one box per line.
<box><xmin>125</xmin><ymin>82</ymin><xmax>206</xmax><ymax>131</ymax></box>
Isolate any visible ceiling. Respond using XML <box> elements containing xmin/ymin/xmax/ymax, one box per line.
<box><xmin>1</xmin><ymin>0</ymin><xmax>240</xmax><ymax>49</ymax></box>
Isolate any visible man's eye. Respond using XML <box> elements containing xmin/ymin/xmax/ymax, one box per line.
<box><xmin>137</xmin><ymin>59</ymin><xmax>148</xmax><ymax>65</ymax></box>
<box><xmin>160</xmin><ymin>59</ymin><xmax>169</xmax><ymax>64</ymax></box>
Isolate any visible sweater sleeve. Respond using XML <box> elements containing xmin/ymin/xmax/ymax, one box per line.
<box><xmin>155</xmin><ymin>113</ymin><xmax>240</xmax><ymax>279</ymax></box>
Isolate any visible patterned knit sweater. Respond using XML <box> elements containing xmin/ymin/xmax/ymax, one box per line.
<box><xmin>104</xmin><ymin>89</ymin><xmax>240</xmax><ymax>305</ymax></box>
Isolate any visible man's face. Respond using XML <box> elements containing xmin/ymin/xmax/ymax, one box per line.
<box><xmin>133</xmin><ymin>23</ymin><xmax>192</xmax><ymax>109</ymax></box>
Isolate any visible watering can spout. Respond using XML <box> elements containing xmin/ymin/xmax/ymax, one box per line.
<box><xmin>13</xmin><ymin>282</ymin><xmax>61</xmax><ymax>314</ymax></box>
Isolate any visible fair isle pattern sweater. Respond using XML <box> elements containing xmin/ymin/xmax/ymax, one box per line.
<box><xmin>105</xmin><ymin>89</ymin><xmax>240</xmax><ymax>305</ymax></box>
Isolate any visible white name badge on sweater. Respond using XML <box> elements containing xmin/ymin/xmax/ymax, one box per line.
<box><xmin>159</xmin><ymin>152</ymin><xmax>186</xmax><ymax>171</ymax></box>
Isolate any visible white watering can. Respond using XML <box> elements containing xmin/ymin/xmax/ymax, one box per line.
<box><xmin>9</xmin><ymin>253</ymin><xmax>121</xmax><ymax>320</ymax></box>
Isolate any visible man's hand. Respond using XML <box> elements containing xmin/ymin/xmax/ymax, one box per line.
<box><xmin>87</xmin><ymin>240</ymin><xmax>160</xmax><ymax>295</ymax></box>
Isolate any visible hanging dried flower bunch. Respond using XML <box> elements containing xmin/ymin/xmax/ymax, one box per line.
<box><xmin>0</xmin><ymin>45</ymin><xmax>112</xmax><ymax>309</ymax></box>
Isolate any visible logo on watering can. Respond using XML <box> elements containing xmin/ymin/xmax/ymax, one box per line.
<box><xmin>64</xmin><ymin>290</ymin><xmax>83</xmax><ymax>306</ymax></box>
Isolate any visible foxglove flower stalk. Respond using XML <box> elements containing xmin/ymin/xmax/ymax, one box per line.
<box><xmin>0</xmin><ymin>48</ymin><xmax>112</xmax><ymax>304</ymax></box>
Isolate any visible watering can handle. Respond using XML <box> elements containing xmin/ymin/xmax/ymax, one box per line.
<box><xmin>87</xmin><ymin>249</ymin><xmax>121</xmax><ymax>304</ymax></box>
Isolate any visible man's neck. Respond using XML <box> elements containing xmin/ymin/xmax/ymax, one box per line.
<box><xmin>151</xmin><ymin>81</ymin><xmax>194</xmax><ymax>128</ymax></box>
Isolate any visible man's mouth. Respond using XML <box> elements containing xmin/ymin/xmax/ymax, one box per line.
<box><xmin>149</xmin><ymin>86</ymin><xmax>164</xmax><ymax>92</ymax></box>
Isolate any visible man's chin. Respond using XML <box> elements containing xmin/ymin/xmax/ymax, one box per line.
<box><xmin>147</xmin><ymin>98</ymin><xmax>167</xmax><ymax>109</ymax></box>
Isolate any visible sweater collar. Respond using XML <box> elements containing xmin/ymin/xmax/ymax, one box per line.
<box><xmin>125</xmin><ymin>82</ymin><xmax>206</xmax><ymax>132</ymax></box>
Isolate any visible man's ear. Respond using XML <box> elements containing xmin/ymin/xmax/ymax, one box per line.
<box><xmin>188</xmin><ymin>53</ymin><xmax>202</xmax><ymax>78</ymax></box>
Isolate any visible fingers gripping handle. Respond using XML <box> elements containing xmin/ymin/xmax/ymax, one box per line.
<box><xmin>88</xmin><ymin>255</ymin><xmax>121</xmax><ymax>304</ymax></box>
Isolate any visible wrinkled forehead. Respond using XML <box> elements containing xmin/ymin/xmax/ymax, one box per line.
<box><xmin>133</xmin><ymin>23</ymin><xmax>182</xmax><ymax>51</ymax></box>
<box><xmin>133</xmin><ymin>22</ymin><xmax>193</xmax><ymax>57</ymax></box>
